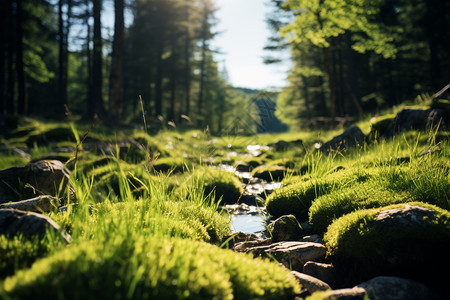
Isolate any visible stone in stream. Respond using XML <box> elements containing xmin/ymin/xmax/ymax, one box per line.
<box><xmin>267</xmin><ymin>214</ymin><xmax>303</xmax><ymax>242</ymax></box>
<box><xmin>0</xmin><ymin>208</ymin><xmax>71</xmax><ymax>243</ymax></box>
<box><xmin>290</xmin><ymin>271</ymin><xmax>331</xmax><ymax>294</ymax></box>
<box><xmin>303</xmin><ymin>261</ymin><xmax>338</xmax><ymax>288</ymax></box>
<box><xmin>244</xmin><ymin>241</ymin><xmax>327</xmax><ymax>272</ymax></box>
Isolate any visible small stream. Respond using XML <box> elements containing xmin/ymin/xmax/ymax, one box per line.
<box><xmin>215</xmin><ymin>155</ymin><xmax>283</xmax><ymax>237</ymax></box>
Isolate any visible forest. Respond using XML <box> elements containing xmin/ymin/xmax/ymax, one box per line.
<box><xmin>1</xmin><ymin>0</ymin><xmax>448</xmax><ymax>132</ymax></box>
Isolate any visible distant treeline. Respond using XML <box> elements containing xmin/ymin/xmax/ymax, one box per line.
<box><xmin>0</xmin><ymin>0</ymin><xmax>258</xmax><ymax>132</ymax></box>
<box><xmin>265</xmin><ymin>0</ymin><xmax>450</xmax><ymax>128</ymax></box>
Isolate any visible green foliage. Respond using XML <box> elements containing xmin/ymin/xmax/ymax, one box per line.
<box><xmin>0</xmin><ymin>236</ymin><xmax>301</xmax><ymax>299</ymax></box>
<box><xmin>0</xmin><ymin>236</ymin><xmax>50</xmax><ymax>279</ymax></box>
<box><xmin>309</xmin><ymin>181</ymin><xmax>413</xmax><ymax>233</ymax></box>
<box><xmin>152</xmin><ymin>157</ymin><xmax>190</xmax><ymax>174</ymax></box>
<box><xmin>282</xmin><ymin>0</ymin><xmax>397</xmax><ymax>57</ymax></box>
<box><xmin>266</xmin><ymin>167</ymin><xmax>375</xmax><ymax>221</ymax></box>
<box><xmin>184</xmin><ymin>168</ymin><xmax>244</xmax><ymax>205</ymax></box>
<box><xmin>367</xmin><ymin>114</ymin><xmax>395</xmax><ymax>140</ymax></box>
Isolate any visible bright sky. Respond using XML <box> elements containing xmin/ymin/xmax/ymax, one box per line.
<box><xmin>211</xmin><ymin>0</ymin><xmax>292</xmax><ymax>90</ymax></box>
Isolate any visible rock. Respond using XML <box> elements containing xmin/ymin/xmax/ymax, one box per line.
<box><xmin>303</xmin><ymin>262</ymin><xmax>338</xmax><ymax>288</ymax></box>
<box><xmin>313</xmin><ymin>276</ymin><xmax>440</xmax><ymax>300</ymax></box>
<box><xmin>245</xmin><ymin>241</ymin><xmax>326</xmax><ymax>271</ymax></box>
<box><xmin>318</xmin><ymin>126</ymin><xmax>365</xmax><ymax>152</ymax></box>
<box><xmin>267</xmin><ymin>214</ymin><xmax>303</xmax><ymax>242</ymax></box>
<box><xmin>384</xmin><ymin>108</ymin><xmax>449</xmax><ymax>137</ymax></box>
<box><xmin>384</xmin><ymin>109</ymin><xmax>429</xmax><ymax>137</ymax></box>
<box><xmin>233</xmin><ymin>238</ymin><xmax>272</xmax><ymax>252</ymax></box>
<box><xmin>0</xmin><ymin>160</ymin><xmax>74</xmax><ymax>204</ymax></box>
<box><xmin>311</xmin><ymin>287</ymin><xmax>366</xmax><ymax>299</ymax></box>
<box><xmin>299</xmin><ymin>234</ymin><xmax>323</xmax><ymax>243</ymax></box>
<box><xmin>251</xmin><ymin>165</ymin><xmax>287</xmax><ymax>182</ymax></box>
<box><xmin>269</xmin><ymin>139</ymin><xmax>303</xmax><ymax>151</ymax></box>
<box><xmin>325</xmin><ymin>202</ymin><xmax>450</xmax><ymax>293</ymax></box>
<box><xmin>0</xmin><ymin>208</ymin><xmax>71</xmax><ymax>243</ymax></box>
<box><xmin>234</xmin><ymin>161</ymin><xmax>251</xmax><ymax>172</ymax></box>
<box><xmin>0</xmin><ymin>195</ymin><xmax>60</xmax><ymax>213</ymax></box>
<box><xmin>291</xmin><ymin>271</ymin><xmax>331</xmax><ymax>293</ymax></box>
<box><xmin>221</xmin><ymin>231</ymin><xmax>261</xmax><ymax>249</ymax></box>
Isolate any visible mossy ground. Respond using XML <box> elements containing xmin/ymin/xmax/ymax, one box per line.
<box><xmin>0</xmin><ymin>101</ymin><xmax>448</xmax><ymax>298</ymax></box>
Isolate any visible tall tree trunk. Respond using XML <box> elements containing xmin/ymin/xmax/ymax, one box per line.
<box><xmin>6</xmin><ymin>0</ymin><xmax>14</xmax><ymax>114</ymax></box>
<box><xmin>154</xmin><ymin>42</ymin><xmax>163</xmax><ymax>118</ymax></box>
<box><xmin>301</xmin><ymin>75</ymin><xmax>311</xmax><ymax>115</ymax></box>
<box><xmin>108</xmin><ymin>0</ymin><xmax>124</xmax><ymax>120</ymax></box>
<box><xmin>0</xmin><ymin>0</ymin><xmax>5</xmax><ymax>114</ymax></box>
<box><xmin>425</xmin><ymin>0</ymin><xmax>441</xmax><ymax>90</ymax></box>
<box><xmin>58</xmin><ymin>0</ymin><xmax>71</xmax><ymax>115</ymax></box>
<box><xmin>91</xmin><ymin>0</ymin><xmax>104</xmax><ymax>117</ymax></box>
<box><xmin>168</xmin><ymin>42</ymin><xmax>177</xmax><ymax>122</ymax></box>
<box><xmin>345</xmin><ymin>33</ymin><xmax>363</xmax><ymax>119</ymax></box>
<box><xmin>197</xmin><ymin>3</ymin><xmax>209</xmax><ymax>126</ymax></box>
<box><xmin>183</xmin><ymin>9</ymin><xmax>191</xmax><ymax>122</ymax></box>
<box><xmin>86</xmin><ymin>15</ymin><xmax>93</xmax><ymax>115</ymax></box>
<box><xmin>16</xmin><ymin>0</ymin><xmax>27</xmax><ymax>115</ymax></box>
<box><xmin>322</xmin><ymin>47</ymin><xmax>336</xmax><ymax>120</ymax></box>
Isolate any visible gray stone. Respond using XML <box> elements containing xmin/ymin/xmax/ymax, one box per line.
<box><xmin>303</xmin><ymin>261</ymin><xmax>337</xmax><ymax>287</ymax></box>
<box><xmin>0</xmin><ymin>195</ymin><xmax>60</xmax><ymax>213</ymax></box>
<box><xmin>313</xmin><ymin>276</ymin><xmax>440</xmax><ymax>300</ymax></box>
<box><xmin>267</xmin><ymin>214</ymin><xmax>303</xmax><ymax>242</ymax></box>
<box><xmin>0</xmin><ymin>160</ymin><xmax>73</xmax><ymax>204</ymax></box>
<box><xmin>291</xmin><ymin>271</ymin><xmax>331</xmax><ymax>293</ymax></box>
<box><xmin>234</xmin><ymin>238</ymin><xmax>272</xmax><ymax>252</ymax></box>
<box><xmin>318</xmin><ymin>126</ymin><xmax>365</xmax><ymax>152</ymax></box>
<box><xmin>299</xmin><ymin>234</ymin><xmax>323</xmax><ymax>244</ymax></box>
<box><xmin>0</xmin><ymin>208</ymin><xmax>71</xmax><ymax>243</ymax></box>
<box><xmin>245</xmin><ymin>241</ymin><xmax>326</xmax><ymax>271</ymax></box>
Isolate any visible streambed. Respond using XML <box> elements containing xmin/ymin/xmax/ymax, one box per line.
<box><xmin>216</xmin><ymin>161</ymin><xmax>283</xmax><ymax>237</ymax></box>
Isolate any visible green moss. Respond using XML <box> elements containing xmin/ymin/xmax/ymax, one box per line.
<box><xmin>188</xmin><ymin>168</ymin><xmax>244</xmax><ymax>204</ymax></box>
<box><xmin>367</xmin><ymin>114</ymin><xmax>395</xmax><ymax>140</ymax></box>
<box><xmin>1</xmin><ymin>236</ymin><xmax>301</xmax><ymax>299</ymax></box>
<box><xmin>324</xmin><ymin>202</ymin><xmax>450</xmax><ymax>287</ymax></box>
<box><xmin>151</xmin><ymin>157</ymin><xmax>190</xmax><ymax>174</ymax></box>
<box><xmin>130</xmin><ymin>132</ymin><xmax>170</xmax><ymax>157</ymax></box>
<box><xmin>309</xmin><ymin>182</ymin><xmax>414</xmax><ymax>233</ymax></box>
<box><xmin>0</xmin><ymin>236</ymin><xmax>50</xmax><ymax>279</ymax></box>
<box><xmin>266</xmin><ymin>168</ymin><xmax>375</xmax><ymax>221</ymax></box>
<box><xmin>430</xmin><ymin>98</ymin><xmax>450</xmax><ymax>111</ymax></box>
<box><xmin>378</xmin><ymin>160</ymin><xmax>450</xmax><ymax>210</ymax></box>
<box><xmin>251</xmin><ymin>165</ymin><xmax>288</xmax><ymax>182</ymax></box>
<box><xmin>25</xmin><ymin>127</ymin><xmax>76</xmax><ymax>147</ymax></box>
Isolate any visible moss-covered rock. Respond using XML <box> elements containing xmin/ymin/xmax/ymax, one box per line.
<box><xmin>151</xmin><ymin>157</ymin><xmax>189</xmax><ymax>174</ymax></box>
<box><xmin>252</xmin><ymin>165</ymin><xmax>287</xmax><ymax>182</ymax></box>
<box><xmin>266</xmin><ymin>168</ymin><xmax>375</xmax><ymax>222</ymax></box>
<box><xmin>131</xmin><ymin>132</ymin><xmax>170</xmax><ymax>157</ymax></box>
<box><xmin>309</xmin><ymin>182</ymin><xmax>414</xmax><ymax>233</ymax></box>
<box><xmin>267</xmin><ymin>215</ymin><xmax>303</xmax><ymax>242</ymax></box>
<box><xmin>0</xmin><ymin>236</ymin><xmax>301</xmax><ymax>299</ymax></box>
<box><xmin>190</xmin><ymin>168</ymin><xmax>244</xmax><ymax>205</ymax></box>
<box><xmin>25</xmin><ymin>127</ymin><xmax>76</xmax><ymax>147</ymax></box>
<box><xmin>324</xmin><ymin>202</ymin><xmax>450</xmax><ymax>290</ymax></box>
<box><xmin>367</xmin><ymin>114</ymin><xmax>395</xmax><ymax>140</ymax></box>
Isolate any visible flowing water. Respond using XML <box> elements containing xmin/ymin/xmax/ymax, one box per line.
<box><xmin>216</xmin><ymin>153</ymin><xmax>283</xmax><ymax>237</ymax></box>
